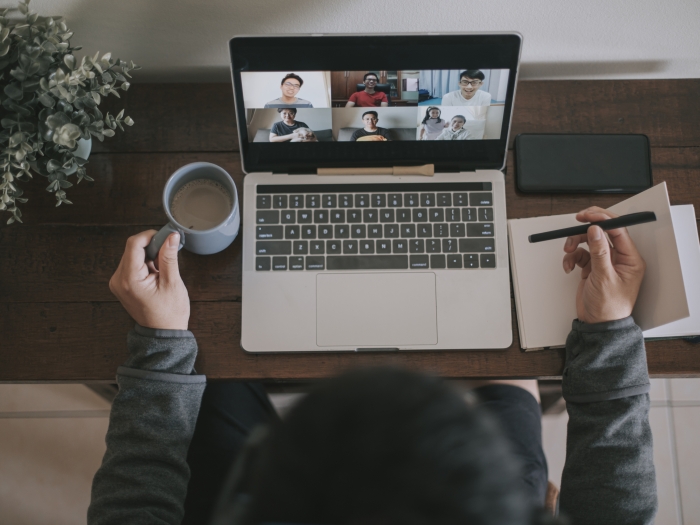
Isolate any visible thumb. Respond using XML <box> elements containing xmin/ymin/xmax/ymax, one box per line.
<box><xmin>158</xmin><ymin>233</ymin><xmax>181</xmax><ymax>285</ymax></box>
<box><xmin>587</xmin><ymin>225</ymin><xmax>614</xmax><ymax>276</ymax></box>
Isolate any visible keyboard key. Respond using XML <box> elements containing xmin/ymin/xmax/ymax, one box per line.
<box><xmin>281</xmin><ymin>210</ymin><xmax>296</xmax><ymax>224</ymax></box>
<box><xmin>453</xmin><ymin>193</ymin><xmax>468</xmax><ymax>206</ymax></box>
<box><xmin>363</xmin><ymin>209</ymin><xmax>378</xmax><ymax>223</ymax></box>
<box><xmin>442</xmin><ymin>238</ymin><xmax>457</xmax><ymax>253</ymax></box>
<box><xmin>426</xmin><ymin>239</ymin><xmax>441</xmax><ymax>253</ymax></box>
<box><xmin>272</xmin><ymin>256</ymin><xmax>288</xmax><ymax>271</ymax></box>
<box><xmin>447</xmin><ymin>254</ymin><xmax>462</xmax><ymax>268</ymax></box>
<box><xmin>479</xmin><ymin>208</ymin><xmax>494</xmax><ymax>222</ymax></box>
<box><xmin>322</xmin><ymin>195</ymin><xmax>337</xmax><ymax>208</ymax></box>
<box><xmin>256</xmin><ymin>210</ymin><xmax>279</xmax><ymax>224</ymax></box>
<box><xmin>449</xmin><ymin>223</ymin><xmax>466</xmax><ymax>237</ymax></box>
<box><xmin>355</xmin><ymin>194</ymin><xmax>369</xmax><ymax>207</ymax></box>
<box><xmin>351</xmin><ymin>225</ymin><xmax>366</xmax><ymax>238</ymax></box>
<box><xmin>326</xmin><ymin>255</ymin><xmax>408</xmax><ymax>270</ymax></box>
<box><xmin>306</xmin><ymin>256</ymin><xmax>325</xmax><ymax>270</ymax></box>
<box><xmin>480</xmin><ymin>253</ymin><xmax>496</xmax><ymax>268</ymax></box>
<box><xmin>380</xmin><ymin>209</ymin><xmax>395</xmax><ymax>223</ymax></box>
<box><xmin>409</xmin><ymin>239</ymin><xmax>425</xmax><ymax>253</ymax></box>
<box><xmin>401</xmin><ymin>224</ymin><xmax>416</xmax><ymax>238</ymax></box>
<box><xmin>327</xmin><ymin>240</ymin><xmax>342</xmax><ymax>254</ymax></box>
<box><xmin>330</xmin><ymin>210</ymin><xmax>345</xmax><ymax>223</ymax></box>
<box><xmin>360</xmin><ymin>240</ymin><xmax>375</xmax><ymax>254</ymax></box>
<box><xmin>256</xmin><ymin>226</ymin><xmax>283</xmax><ymax>239</ymax></box>
<box><xmin>368</xmin><ymin>225</ymin><xmax>382</xmax><ymax>238</ymax></box>
<box><xmin>459</xmin><ymin>239</ymin><xmax>495</xmax><ymax>252</ymax></box>
<box><xmin>343</xmin><ymin>240</ymin><xmax>358</xmax><ymax>254</ymax></box>
<box><xmin>293</xmin><ymin>241</ymin><xmax>308</xmax><ymax>255</ymax></box>
<box><xmin>339</xmin><ymin>194</ymin><xmax>353</xmax><ymax>207</ymax></box>
<box><xmin>297</xmin><ymin>210</ymin><xmax>312</xmax><ymax>224</ymax></box>
<box><xmin>384</xmin><ymin>224</ymin><xmax>399</xmax><ymax>238</ymax></box>
<box><xmin>467</xmin><ymin>223</ymin><xmax>494</xmax><ymax>237</ymax></box>
<box><xmin>290</xmin><ymin>195</ymin><xmax>304</xmax><ymax>208</ymax></box>
<box><xmin>290</xmin><ymin>256</ymin><xmax>304</xmax><ymax>270</ymax></box>
<box><xmin>372</xmin><ymin>194</ymin><xmax>386</xmax><ymax>207</ymax></box>
<box><xmin>433</xmin><ymin>223</ymin><xmax>449</xmax><ymax>237</ymax></box>
<box><xmin>256</xmin><ymin>256</ymin><xmax>270</xmax><ymax>271</ymax></box>
<box><xmin>462</xmin><ymin>208</ymin><xmax>476</xmax><ymax>222</ymax></box>
<box><xmin>393</xmin><ymin>239</ymin><xmax>408</xmax><ymax>253</ymax></box>
<box><xmin>446</xmin><ymin>208</ymin><xmax>460</xmax><ymax>222</ymax></box>
<box><xmin>437</xmin><ymin>193</ymin><xmax>452</xmax><ymax>206</ymax></box>
<box><xmin>347</xmin><ymin>210</ymin><xmax>362</xmax><ymax>223</ymax></box>
<box><xmin>420</xmin><ymin>193</ymin><xmax>435</xmax><ymax>207</ymax></box>
<box><xmin>412</xmin><ymin>208</ymin><xmax>428</xmax><ymax>222</ymax></box>
<box><xmin>429</xmin><ymin>208</ymin><xmax>444</xmax><ymax>222</ymax></box>
<box><xmin>302</xmin><ymin>225</ymin><xmax>316</xmax><ymax>239</ymax></box>
<box><xmin>310</xmin><ymin>241</ymin><xmax>325</xmax><ymax>254</ymax></box>
<box><xmin>404</xmin><ymin>193</ymin><xmax>419</xmax><ymax>207</ymax></box>
<box><xmin>396</xmin><ymin>209</ymin><xmax>411</xmax><ymax>222</ymax></box>
<box><xmin>470</xmin><ymin>193</ymin><xmax>493</xmax><ymax>206</ymax></box>
<box><xmin>256</xmin><ymin>195</ymin><xmax>271</xmax><ymax>209</ymax></box>
<box><xmin>306</xmin><ymin>195</ymin><xmax>320</xmax><ymax>208</ymax></box>
<box><xmin>464</xmin><ymin>254</ymin><xmax>479</xmax><ymax>268</ymax></box>
<box><xmin>335</xmin><ymin>225</ymin><xmax>350</xmax><ymax>238</ymax></box>
<box><xmin>430</xmin><ymin>254</ymin><xmax>446</xmax><ymax>269</ymax></box>
<box><xmin>273</xmin><ymin>195</ymin><xmax>287</xmax><ymax>208</ymax></box>
<box><xmin>256</xmin><ymin>241</ymin><xmax>291</xmax><ymax>255</ymax></box>
<box><xmin>285</xmin><ymin>225</ymin><xmax>300</xmax><ymax>239</ymax></box>
<box><xmin>388</xmin><ymin>193</ymin><xmax>403</xmax><ymax>207</ymax></box>
<box><xmin>314</xmin><ymin>210</ymin><xmax>329</xmax><ymax>223</ymax></box>
<box><xmin>376</xmin><ymin>240</ymin><xmax>391</xmax><ymax>254</ymax></box>
<box><xmin>319</xmin><ymin>226</ymin><xmax>333</xmax><ymax>239</ymax></box>
<box><xmin>410</xmin><ymin>255</ymin><xmax>429</xmax><ymax>269</ymax></box>
<box><xmin>417</xmin><ymin>224</ymin><xmax>432</xmax><ymax>238</ymax></box>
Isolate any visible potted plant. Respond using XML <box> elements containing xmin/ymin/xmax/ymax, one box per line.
<box><xmin>0</xmin><ymin>0</ymin><xmax>140</xmax><ymax>224</ymax></box>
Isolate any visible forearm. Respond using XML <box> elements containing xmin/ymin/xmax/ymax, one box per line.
<box><xmin>559</xmin><ymin>317</ymin><xmax>657</xmax><ymax>525</ymax></box>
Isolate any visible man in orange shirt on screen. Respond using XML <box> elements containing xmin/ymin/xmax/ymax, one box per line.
<box><xmin>345</xmin><ymin>72</ymin><xmax>389</xmax><ymax>107</ymax></box>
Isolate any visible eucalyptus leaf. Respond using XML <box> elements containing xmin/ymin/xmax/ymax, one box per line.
<box><xmin>4</xmin><ymin>82</ymin><xmax>22</xmax><ymax>100</ymax></box>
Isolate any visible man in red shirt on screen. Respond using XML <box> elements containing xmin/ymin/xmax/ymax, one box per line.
<box><xmin>345</xmin><ymin>72</ymin><xmax>389</xmax><ymax>107</ymax></box>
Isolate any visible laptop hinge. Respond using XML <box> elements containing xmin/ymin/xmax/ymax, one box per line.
<box><xmin>317</xmin><ymin>164</ymin><xmax>434</xmax><ymax>177</ymax></box>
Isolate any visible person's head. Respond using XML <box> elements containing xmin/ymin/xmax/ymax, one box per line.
<box><xmin>459</xmin><ymin>70</ymin><xmax>485</xmax><ymax>98</ymax></box>
<box><xmin>216</xmin><ymin>367</ymin><xmax>530</xmax><ymax>525</ymax></box>
<box><xmin>362</xmin><ymin>110</ymin><xmax>379</xmax><ymax>128</ymax></box>
<box><xmin>423</xmin><ymin>106</ymin><xmax>442</xmax><ymax>123</ymax></box>
<box><xmin>280</xmin><ymin>73</ymin><xmax>303</xmax><ymax>98</ymax></box>
<box><xmin>450</xmin><ymin>115</ymin><xmax>466</xmax><ymax>130</ymax></box>
<box><xmin>363</xmin><ymin>72</ymin><xmax>379</xmax><ymax>87</ymax></box>
<box><xmin>277</xmin><ymin>107</ymin><xmax>297</xmax><ymax>122</ymax></box>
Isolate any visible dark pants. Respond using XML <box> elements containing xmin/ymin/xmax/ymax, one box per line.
<box><xmin>182</xmin><ymin>382</ymin><xmax>547</xmax><ymax>524</ymax></box>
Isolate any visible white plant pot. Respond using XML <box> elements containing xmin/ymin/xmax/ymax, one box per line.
<box><xmin>62</xmin><ymin>137</ymin><xmax>92</xmax><ymax>175</ymax></box>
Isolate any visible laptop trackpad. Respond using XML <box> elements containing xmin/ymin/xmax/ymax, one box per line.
<box><xmin>317</xmin><ymin>273</ymin><xmax>437</xmax><ymax>347</ymax></box>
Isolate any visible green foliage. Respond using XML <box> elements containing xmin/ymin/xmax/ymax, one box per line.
<box><xmin>0</xmin><ymin>0</ymin><xmax>140</xmax><ymax>223</ymax></box>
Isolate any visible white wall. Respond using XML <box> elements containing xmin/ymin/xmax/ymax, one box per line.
<box><xmin>247</xmin><ymin>108</ymin><xmax>332</xmax><ymax>137</ymax></box>
<box><xmin>241</xmin><ymin>72</ymin><xmax>331</xmax><ymax>108</ymax></box>
<box><xmin>25</xmin><ymin>0</ymin><xmax>700</xmax><ymax>81</ymax></box>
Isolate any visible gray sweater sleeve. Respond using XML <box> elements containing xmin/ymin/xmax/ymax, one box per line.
<box><xmin>88</xmin><ymin>324</ymin><xmax>206</xmax><ymax>525</ymax></box>
<box><xmin>559</xmin><ymin>317</ymin><xmax>657</xmax><ymax>525</ymax></box>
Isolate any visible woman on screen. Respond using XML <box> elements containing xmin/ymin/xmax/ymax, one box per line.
<box><xmin>419</xmin><ymin>107</ymin><xmax>449</xmax><ymax>140</ymax></box>
<box><xmin>435</xmin><ymin>115</ymin><xmax>471</xmax><ymax>140</ymax></box>
<box><xmin>269</xmin><ymin>108</ymin><xmax>311</xmax><ymax>143</ymax></box>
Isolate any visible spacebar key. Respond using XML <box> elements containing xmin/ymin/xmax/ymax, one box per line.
<box><xmin>327</xmin><ymin>255</ymin><xmax>408</xmax><ymax>270</ymax></box>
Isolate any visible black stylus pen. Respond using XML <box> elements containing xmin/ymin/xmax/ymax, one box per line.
<box><xmin>528</xmin><ymin>211</ymin><xmax>657</xmax><ymax>243</ymax></box>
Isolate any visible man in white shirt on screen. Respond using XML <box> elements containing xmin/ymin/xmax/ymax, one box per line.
<box><xmin>441</xmin><ymin>70</ymin><xmax>492</xmax><ymax>106</ymax></box>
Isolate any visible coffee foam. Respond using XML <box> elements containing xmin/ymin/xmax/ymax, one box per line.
<box><xmin>171</xmin><ymin>178</ymin><xmax>233</xmax><ymax>231</ymax></box>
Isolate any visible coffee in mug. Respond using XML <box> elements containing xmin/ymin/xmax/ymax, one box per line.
<box><xmin>171</xmin><ymin>178</ymin><xmax>233</xmax><ymax>231</ymax></box>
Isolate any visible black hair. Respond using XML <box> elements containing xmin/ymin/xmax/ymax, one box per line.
<box><xmin>281</xmin><ymin>73</ymin><xmax>303</xmax><ymax>87</ymax></box>
<box><xmin>459</xmin><ymin>69</ymin><xmax>485</xmax><ymax>82</ymax></box>
<box><xmin>277</xmin><ymin>107</ymin><xmax>297</xmax><ymax>116</ymax></box>
<box><xmin>422</xmin><ymin>106</ymin><xmax>442</xmax><ymax>124</ymax></box>
<box><xmin>241</xmin><ymin>367</ymin><xmax>531</xmax><ymax>525</ymax></box>
<box><xmin>363</xmin><ymin>72</ymin><xmax>379</xmax><ymax>82</ymax></box>
<box><xmin>362</xmin><ymin>110</ymin><xmax>379</xmax><ymax>119</ymax></box>
<box><xmin>452</xmin><ymin>114</ymin><xmax>467</xmax><ymax>123</ymax></box>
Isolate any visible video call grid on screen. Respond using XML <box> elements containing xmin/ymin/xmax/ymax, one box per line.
<box><xmin>241</xmin><ymin>69</ymin><xmax>510</xmax><ymax>144</ymax></box>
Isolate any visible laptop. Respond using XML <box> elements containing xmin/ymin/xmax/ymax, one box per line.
<box><xmin>229</xmin><ymin>33</ymin><xmax>522</xmax><ymax>353</ymax></box>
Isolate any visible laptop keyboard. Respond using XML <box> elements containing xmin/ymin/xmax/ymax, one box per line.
<box><xmin>253</xmin><ymin>182</ymin><xmax>496</xmax><ymax>271</ymax></box>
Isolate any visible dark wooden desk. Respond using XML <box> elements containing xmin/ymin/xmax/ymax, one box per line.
<box><xmin>3</xmin><ymin>80</ymin><xmax>700</xmax><ymax>382</ymax></box>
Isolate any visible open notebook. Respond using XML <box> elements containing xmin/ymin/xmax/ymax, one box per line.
<box><xmin>508</xmin><ymin>183</ymin><xmax>700</xmax><ymax>350</ymax></box>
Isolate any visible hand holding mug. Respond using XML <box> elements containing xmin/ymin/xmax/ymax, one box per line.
<box><xmin>562</xmin><ymin>206</ymin><xmax>646</xmax><ymax>324</ymax></box>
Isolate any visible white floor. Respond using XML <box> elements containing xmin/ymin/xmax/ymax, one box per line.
<box><xmin>1</xmin><ymin>379</ymin><xmax>699</xmax><ymax>524</ymax></box>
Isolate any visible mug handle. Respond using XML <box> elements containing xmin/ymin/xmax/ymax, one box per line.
<box><xmin>146</xmin><ymin>223</ymin><xmax>185</xmax><ymax>261</ymax></box>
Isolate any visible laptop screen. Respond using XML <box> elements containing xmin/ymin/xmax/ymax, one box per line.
<box><xmin>229</xmin><ymin>34</ymin><xmax>521</xmax><ymax>174</ymax></box>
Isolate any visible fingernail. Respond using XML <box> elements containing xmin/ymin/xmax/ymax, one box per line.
<box><xmin>589</xmin><ymin>226</ymin><xmax>601</xmax><ymax>241</ymax></box>
<box><xmin>169</xmin><ymin>233</ymin><xmax>180</xmax><ymax>247</ymax></box>
<box><xmin>565</xmin><ymin>237</ymin><xmax>572</xmax><ymax>248</ymax></box>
